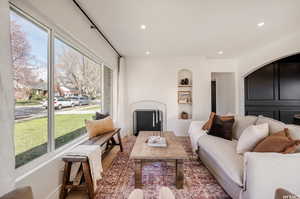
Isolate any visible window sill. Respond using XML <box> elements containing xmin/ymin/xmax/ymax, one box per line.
<box><xmin>15</xmin><ymin>134</ymin><xmax>89</xmax><ymax>182</ymax></box>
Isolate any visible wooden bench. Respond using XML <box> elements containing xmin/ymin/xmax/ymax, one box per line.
<box><xmin>60</xmin><ymin>128</ymin><xmax>123</xmax><ymax>199</ymax></box>
<box><xmin>83</xmin><ymin>128</ymin><xmax>123</xmax><ymax>156</ymax></box>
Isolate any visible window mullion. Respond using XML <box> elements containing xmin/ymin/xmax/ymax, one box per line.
<box><xmin>101</xmin><ymin>63</ymin><xmax>105</xmax><ymax>113</ymax></box>
<box><xmin>48</xmin><ymin>29</ymin><xmax>55</xmax><ymax>152</ymax></box>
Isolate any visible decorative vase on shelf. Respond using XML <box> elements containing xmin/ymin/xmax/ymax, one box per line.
<box><xmin>184</xmin><ymin>78</ymin><xmax>189</xmax><ymax>85</ymax></box>
<box><xmin>180</xmin><ymin>79</ymin><xmax>185</xmax><ymax>85</ymax></box>
<box><xmin>181</xmin><ymin>111</ymin><xmax>188</xmax><ymax>119</ymax></box>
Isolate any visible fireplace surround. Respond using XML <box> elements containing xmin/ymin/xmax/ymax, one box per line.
<box><xmin>129</xmin><ymin>100</ymin><xmax>167</xmax><ymax>136</ymax></box>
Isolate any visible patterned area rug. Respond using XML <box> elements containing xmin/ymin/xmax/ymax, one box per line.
<box><xmin>95</xmin><ymin>136</ymin><xmax>230</xmax><ymax>199</ymax></box>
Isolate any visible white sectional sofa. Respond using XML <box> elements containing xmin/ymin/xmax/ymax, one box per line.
<box><xmin>188</xmin><ymin>115</ymin><xmax>300</xmax><ymax>199</ymax></box>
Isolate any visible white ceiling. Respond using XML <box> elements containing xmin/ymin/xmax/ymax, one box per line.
<box><xmin>77</xmin><ymin>0</ymin><xmax>300</xmax><ymax>58</ymax></box>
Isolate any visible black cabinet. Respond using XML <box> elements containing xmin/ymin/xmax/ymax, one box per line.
<box><xmin>133</xmin><ymin>109</ymin><xmax>163</xmax><ymax>136</ymax></box>
<box><xmin>245</xmin><ymin>54</ymin><xmax>300</xmax><ymax>124</ymax></box>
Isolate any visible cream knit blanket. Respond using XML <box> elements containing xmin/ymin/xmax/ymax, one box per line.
<box><xmin>66</xmin><ymin>145</ymin><xmax>103</xmax><ymax>191</ymax></box>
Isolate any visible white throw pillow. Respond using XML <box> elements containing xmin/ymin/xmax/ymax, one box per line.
<box><xmin>236</xmin><ymin>123</ymin><xmax>269</xmax><ymax>154</ymax></box>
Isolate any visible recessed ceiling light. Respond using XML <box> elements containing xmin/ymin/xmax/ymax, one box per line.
<box><xmin>218</xmin><ymin>51</ymin><xmax>223</xmax><ymax>55</ymax></box>
<box><xmin>145</xmin><ymin>51</ymin><xmax>150</xmax><ymax>55</ymax></box>
<box><xmin>140</xmin><ymin>24</ymin><xmax>147</xmax><ymax>30</ymax></box>
<box><xmin>257</xmin><ymin>22</ymin><xmax>265</xmax><ymax>27</ymax></box>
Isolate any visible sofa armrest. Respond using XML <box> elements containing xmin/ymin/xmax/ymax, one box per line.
<box><xmin>242</xmin><ymin>152</ymin><xmax>300</xmax><ymax>199</ymax></box>
<box><xmin>188</xmin><ymin>121</ymin><xmax>207</xmax><ymax>152</ymax></box>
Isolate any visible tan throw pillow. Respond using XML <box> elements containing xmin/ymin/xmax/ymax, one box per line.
<box><xmin>253</xmin><ymin>128</ymin><xmax>300</xmax><ymax>153</ymax></box>
<box><xmin>85</xmin><ymin>116</ymin><xmax>115</xmax><ymax>138</ymax></box>
<box><xmin>236</xmin><ymin>123</ymin><xmax>269</xmax><ymax>154</ymax></box>
<box><xmin>286</xmin><ymin>124</ymin><xmax>300</xmax><ymax>152</ymax></box>
<box><xmin>202</xmin><ymin>112</ymin><xmax>216</xmax><ymax>130</ymax></box>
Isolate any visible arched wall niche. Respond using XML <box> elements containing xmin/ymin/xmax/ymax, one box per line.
<box><xmin>244</xmin><ymin>53</ymin><xmax>300</xmax><ymax>124</ymax></box>
<box><xmin>177</xmin><ymin>69</ymin><xmax>192</xmax><ymax>85</ymax></box>
<box><xmin>177</xmin><ymin>69</ymin><xmax>193</xmax><ymax>119</ymax></box>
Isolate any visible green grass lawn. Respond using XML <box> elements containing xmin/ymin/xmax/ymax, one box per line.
<box><xmin>15</xmin><ymin>114</ymin><xmax>93</xmax><ymax>155</ymax></box>
<box><xmin>79</xmin><ymin>105</ymin><xmax>101</xmax><ymax>111</ymax></box>
<box><xmin>16</xmin><ymin>99</ymin><xmax>42</xmax><ymax>106</ymax></box>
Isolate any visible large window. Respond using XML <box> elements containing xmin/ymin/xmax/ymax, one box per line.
<box><xmin>10</xmin><ymin>8</ymin><xmax>113</xmax><ymax>168</ymax></box>
<box><xmin>54</xmin><ymin>38</ymin><xmax>102</xmax><ymax>149</ymax></box>
<box><xmin>10</xmin><ymin>9</ymin><xmax>49</xmax><ymax>168</ymax></box>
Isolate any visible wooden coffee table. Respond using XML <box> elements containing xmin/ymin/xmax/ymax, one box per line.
<box><xmin>130</xmin><ymin>131</ymin><xmax>188</xmax><ymax>189</ymax></box>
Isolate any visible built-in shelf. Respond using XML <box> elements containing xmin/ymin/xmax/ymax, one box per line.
<box><xmin>178</xmin><ymin>85</ymin><xmax>192</xmax><ymax>87</ymax></box>
<box><xmin>178</xmin><ymin>102</ymin><xmax>192</xmax><ymax>105</ymax></box>
<box><xmin>178</xmin><ymin>118</ymin><xmax>192</xmax><ymax>120</ymax></box>
<box><xmin>177</xmin><ymin>69</ymin><xmax>192</xmax><ymax>120</ymax></box>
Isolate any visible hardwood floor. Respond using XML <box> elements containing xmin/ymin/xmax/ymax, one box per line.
<box><xmin>66</xmin><ymin>146</ymin><xmax>120</xmax><ymax>199</ymax></box>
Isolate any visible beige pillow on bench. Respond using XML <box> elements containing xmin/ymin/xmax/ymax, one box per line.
<box><xmin>85</xmin><ymin>116</ymin><xmax>115</xmax><ymax>138</ymax></box>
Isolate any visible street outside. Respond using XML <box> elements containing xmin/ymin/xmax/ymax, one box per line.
<box><xmin>14</xmin><ymin>101</ymin><xmax>101</xmax><ymax>165</ymax></box>
<box><xmin>15</xmin><ymin>101</ymin><xmax>100</xmax><ymax>121</ymax></box>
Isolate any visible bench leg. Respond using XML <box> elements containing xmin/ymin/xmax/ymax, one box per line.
<box><xmin>117</xmin><ymin>132</ymin><xmax>123</xmax><ymax>152</ymax></box>
<box><xmin>60</xmin><ymin>162</ymin><xmax>72</xmax><ymax>199</ymax></box>
<box><xmin>82</xmin><ymin>162</ymin><xmax>94</xmax><ymax>199</ymax></box>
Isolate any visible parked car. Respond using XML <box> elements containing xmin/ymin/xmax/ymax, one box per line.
<box><xmin>67</xmin><ymin>96</ymin><xmax>80</xmax><ymax>106</ymax></box>
<box><xmin>42</xmin><ymin>97</ymin><xmax>73</xmax><ymax>109</ymax></box>
<box><xmin>78</xmin><ymin>96</ymin><xmax>90</xmax><ymax>106</ymax></box>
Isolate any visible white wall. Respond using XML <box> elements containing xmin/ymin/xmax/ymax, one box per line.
<box><xmin>124</xmin><ymin>56</ymin><xmax>237</xmax><ymax>136</ymax></box>
<box><xmin>0</xmin><ymin>0</ymin><xmax>16</xmax><ymax>196</ymax></box>
<box><xmin>237</xmin><ymin>30</ymin><xmax>300</xmax><ymax>115</ymax></box>
<box><xmin>1</xmin><ymin>1</ymin><xmax>119</xmax><ymax>198</ymax></box>
<box><xmin>212</xmin><ymin>73</ymin><xmax>236</xmax><ymax>115</ymax></box>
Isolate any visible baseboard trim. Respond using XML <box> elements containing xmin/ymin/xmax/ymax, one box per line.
<box><xmin>46</xmin><ymin>185</ymin><xmax>61</xmax><ymax>199</ymax></box>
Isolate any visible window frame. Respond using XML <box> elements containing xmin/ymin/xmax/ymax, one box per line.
<box><xmin>10</xmin><ymin>6</ymin><xmax>53</xmax><ymax>163</ymax></box>
<box><xmin>10</xmin><ymin>4</ymin><xmax>114</xmax><ymax>176</ymax></box>
<box><xmin>52</xmin><ymin>35</ymin><xmax>103</xmax><ymax>150</ymax></box>
<box><xmin>102</xmin><ymin>65</ymin><xmax>114</xmax><ymax>116</ymax></box>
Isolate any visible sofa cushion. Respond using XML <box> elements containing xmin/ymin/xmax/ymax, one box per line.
<box><xmin>208</xmin><ymin>115</ymin><xmax>235</xmax><ymax>140</ymax></box>
<box><xmin>202</xmin><ymin>112</ymin><xmax>216</xmax><ymax>130</ymax></box>
<box><xmin>237</xmin><ymin>123</ymin><xmax>269</xmax><ymax>154</ymax></box>
<box><xmin>255</xmin><ymin>116</ymin><xmax>286</xmax><ymax>134</ymax></box>
<box><xmin>198</xmin><ymin>135</ymin><xmax>244</xmax><ymax>186</ymax></box>
<box><xmin>95</xmin><ymin>112</ymin><xmax>109</xmax><ymax>120</ymax></box>
<box><xmin>253</xmin><ymin>128</ymin><xmax>295</xmax><ymax>153</ymax></box>
<box><xmin>286</xmin><ymin>124</ymin><xmax>300</xmax><ymax>152</ymax></box>
<box><xmin>232</xmin><ymin>115</ymin><xmax>258</xmax><ymax>139</ymax></box>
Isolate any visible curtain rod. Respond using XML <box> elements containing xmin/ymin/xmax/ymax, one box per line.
<box><xmin>72</xmin><ymin>0</ymin><xmax>122</xmax><ymax>58</ymax></box>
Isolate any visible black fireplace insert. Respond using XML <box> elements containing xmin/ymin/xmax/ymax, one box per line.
<box><xmin>133</xmin><ymin>109</ymin><xmax>163</xmax><ymax>136</ymax></box>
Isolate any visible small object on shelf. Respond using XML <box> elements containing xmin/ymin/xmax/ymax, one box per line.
<box><xmin>180</xmin><ymin>79</ymin><xmax>186</xmax><ymax>85</ymax></box>
<box><xmin>178</xmin><ymin>91</ymin><xmax>192</xmax><ymax>104</ymax></box>
<box><xmin>181</xmin><ymin>111</ymin><xmax>189</xmax><ymax>119</ymax></box>
<box><xmin>146</xmin><ymin>136</ymin><xmax>167</xmax><ymax>147</ymax></box>
<box><xmin>178</xmin><ymin>84</ymin><xmax>192</xmax><ymax>87</ymax></box>
<box><xmin>180</xmin><ymin>78</ymin><xmax>190</xmax><ymax>85</ymax></box>
<box><xmin>184</xmin><ymin>78</ymin><xmax>189</xmax><ymax>85</ymax></box>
